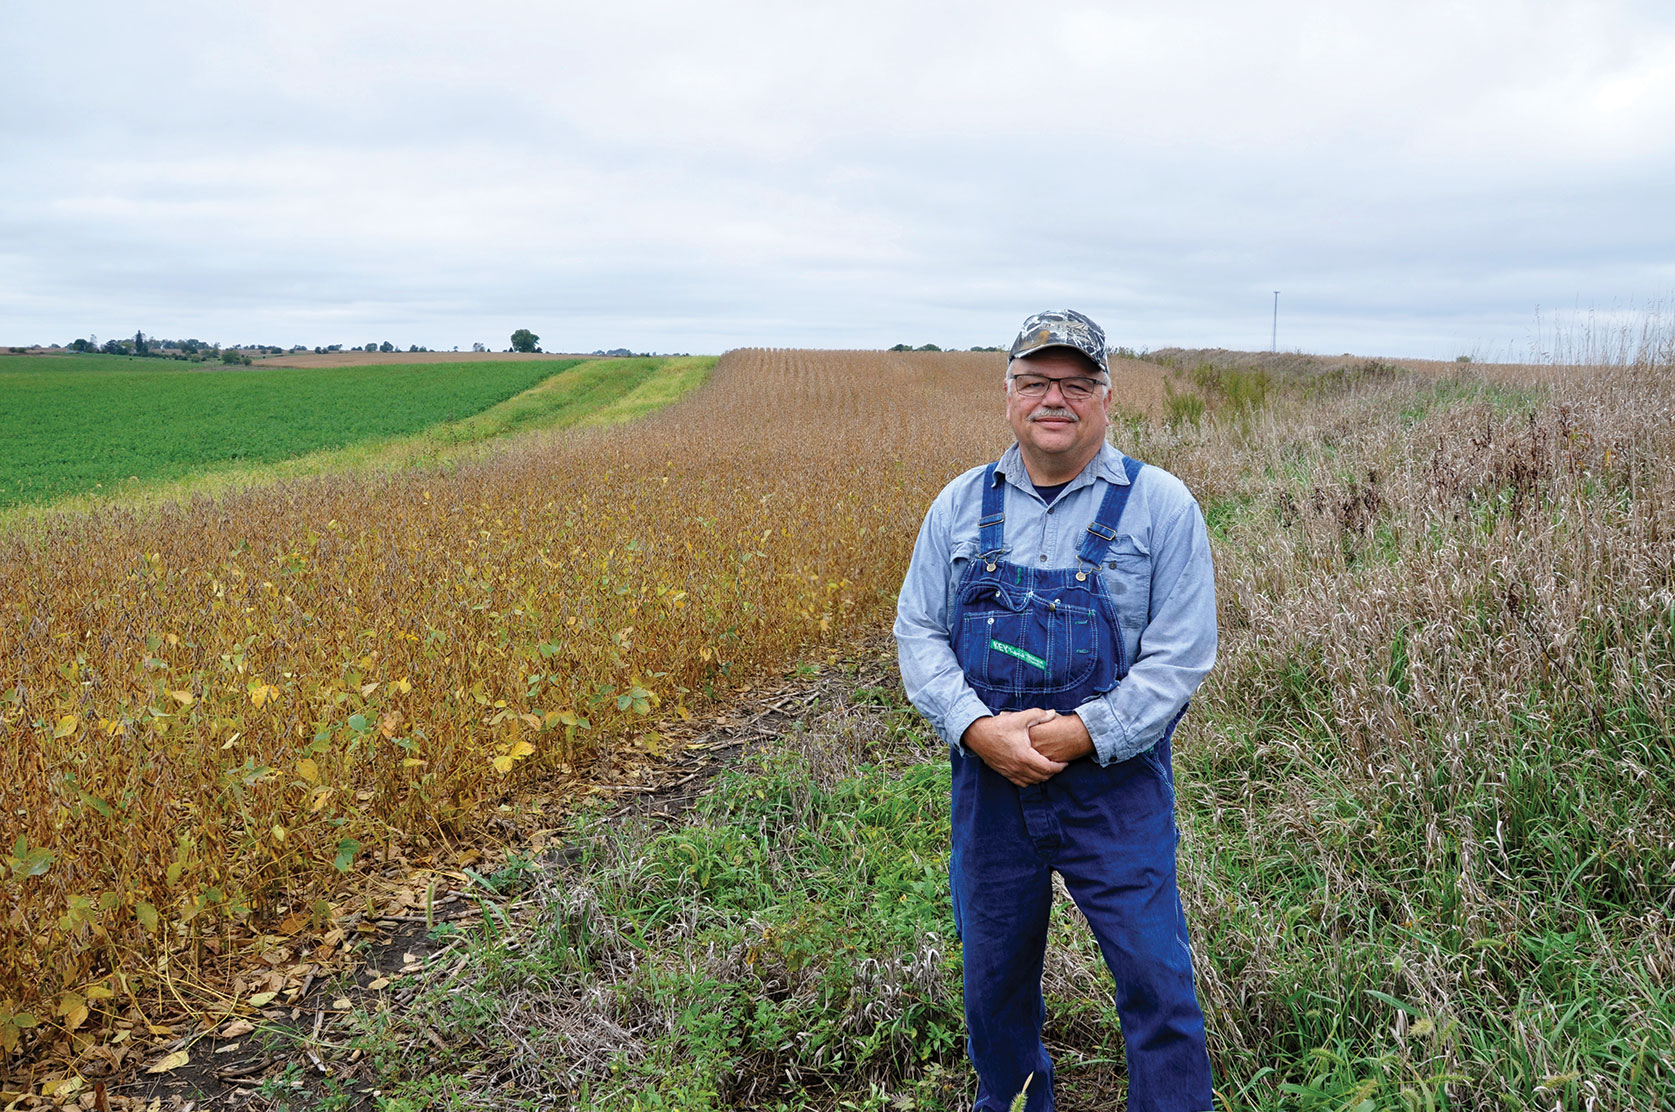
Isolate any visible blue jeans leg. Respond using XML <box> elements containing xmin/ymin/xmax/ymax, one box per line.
<box><xmin>951</xmin><ymin>752</ymin><xmax>1056</xmax><ymax>1112</ymax></box>
<box><xmin>1055</xmin><ymin>742</ymin><xmax>1213</xmax><ymax>1112</ymax></box>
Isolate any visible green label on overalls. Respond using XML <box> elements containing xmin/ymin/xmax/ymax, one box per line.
<box><xmin>990</xmin><ymin>639</ymin><xmax>1047</xmax><ymax>670</ymax></box>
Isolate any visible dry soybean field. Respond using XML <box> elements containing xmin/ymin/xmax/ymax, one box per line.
<box><xmin>2</xmin><ymin>346</ymin><xmax>1672</xmax><ymax>1111</ymax></box>
<box><xmin>0</xmin><ymin>350</ymin><xmax>1010</xmax><ymax>1059</ymax></box>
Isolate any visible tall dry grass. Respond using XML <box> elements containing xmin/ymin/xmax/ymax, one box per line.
<box><xmin>0</xmin><ymin>350</ymin><xmax>1011</xmax><ymax>1047</ymax></box>
<box><xmin>1108</xmin><ymin>350</ymin><xmax>1674</xmax><ymax>1105</ymax></box>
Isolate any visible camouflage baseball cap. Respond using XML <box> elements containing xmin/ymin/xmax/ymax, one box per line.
<box><xmin>1008</xmin><ymin>309</ymin><xmax>1109</xmax><ymax>376</ymax></box>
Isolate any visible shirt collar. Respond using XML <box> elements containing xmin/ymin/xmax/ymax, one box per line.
<box><xmin>993</xmin><ymin>440</ymin><xmax>1128</xmax><ymax>493</ymax></box>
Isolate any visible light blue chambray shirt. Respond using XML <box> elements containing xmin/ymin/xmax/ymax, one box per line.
<box><xmin>894</xmin><ymin>440</ymin><xmax>1217</xmax><ymax>767</ymax></box>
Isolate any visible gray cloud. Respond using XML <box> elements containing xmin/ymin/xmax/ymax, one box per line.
<box><xmin>4</xmin><ymin>0</ymin><xmax>1673</xmax><ymax>357</ymax></box>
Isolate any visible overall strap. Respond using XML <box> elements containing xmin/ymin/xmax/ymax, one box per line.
<box><xmin>1077</xmin><ymin>455</ymin><xmax>1145</xmax><ymax>567</ymax></box>
<box><xmin>978</xmin><ymin>463</ymin><xmax>1006</xmax><ymax>556</ymax></box>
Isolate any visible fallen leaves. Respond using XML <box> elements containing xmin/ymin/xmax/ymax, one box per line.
<box><xmin>146</xmin><ymin>1049</ymin><xmax>189</xmax><ymax>1074</ymax></box>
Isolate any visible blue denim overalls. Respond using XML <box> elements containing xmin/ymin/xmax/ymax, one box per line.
<box><xmin>948</xmin><ymin>458</ymin><xmax>1213</xmax><ymax>1112</ymax></box>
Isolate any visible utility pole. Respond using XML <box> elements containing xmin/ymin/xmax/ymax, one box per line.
<box><xmin>1272</xmin><ymin>291</ymin><xmax>1279</xmax><ymax>352</ymax></box>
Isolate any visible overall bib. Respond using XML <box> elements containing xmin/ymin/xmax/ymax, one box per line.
<box><xmin>948</xmin><ymin>458</ymin><xmax>1213</xmax><ymax>1112</ymax></box>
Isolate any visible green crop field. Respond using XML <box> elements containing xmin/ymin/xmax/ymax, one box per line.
<box><xmin>0</xmin><ymin>354</ymin><xmax>706</xmax><ymax>509</ymax></box>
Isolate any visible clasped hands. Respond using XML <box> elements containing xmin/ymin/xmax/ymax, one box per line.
<box><xmin>960</xmin><ymin>708</ymin><xmax>1094</xmax><ymax>787</ymax></box>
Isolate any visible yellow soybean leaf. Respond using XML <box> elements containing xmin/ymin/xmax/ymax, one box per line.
<box><xmin>508</xmin><ymin>741</ymin><xmax>535</xmax><ymax>761</ymax></box>
<box><xmin>401</xmin><ymin>758</ymin><xmax>426</xmax><ymax>768</ymax></box>
<box><xmin>53</xmin><ymin>715</ymin><xmax>78</xmax><ymax>739</ymax></box>
<box><xmin>135</xmin><ymin>902</ymin><xmax>160</xmax><ymax>932</ymax></box>
<box><xmin>492</xmin><ymin>754</ymin><xmax>515</xmax><ymax>774</ymax></box>
<box><xmin>297</xmin><ymin>758</ymin><xmax>319</xmax><ymax>784</ymax></box>
<box><xmin>169</xmin><ymin>690</ymin><xmax>195</xmax><ymax>706</ymax></box>
<box><xmin>147</xmin><ymin>1050</ymin><xmax>190</xmax><ymax>1074</ymax></box>
<box><xmin>393</xmin><ymin>677</ymin><xmax>412</xmax><ymax>694</ymax></box>
<box><xmin>309</xmin><ymin>788</ymin><xmax>335</xmax><ymax>813</ymax></box>
<box><xmin>271</xmin><ymin>826</ymin><xmax>286</xmax><ymax>843</ymax></box>
<box><xmin>246</xmin><ymin>991</ymin><xmax>277</xmax><ymax>1007</ymax></box>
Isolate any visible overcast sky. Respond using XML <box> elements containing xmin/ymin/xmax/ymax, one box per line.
<box><xmin>3</xmin><ymin>0</ymin><xmax>1673</xmax><ymax>358</ymax></box>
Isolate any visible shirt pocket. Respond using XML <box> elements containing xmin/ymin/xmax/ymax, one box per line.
<box><xmin>1097</xmin><ymin>533</ymin><xmax>1152</xmax><ymax>632</ymax></box>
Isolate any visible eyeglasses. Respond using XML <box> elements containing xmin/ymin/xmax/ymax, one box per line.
<box><xmin>1007</xmin><ymin>373</ymin><xmax>1108</xmax><ymax>402</ymax></box>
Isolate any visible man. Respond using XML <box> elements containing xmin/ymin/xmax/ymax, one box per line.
<box><xmin>894</xmin><ymin>309</ymin><xmax>1217</xmax><ymax>1112</ymax></box>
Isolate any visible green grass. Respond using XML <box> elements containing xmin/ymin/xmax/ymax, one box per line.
<box><xmin>0</xmin><ymin>354</ymin><xmax>714</xmax><ymax>510</ymax></box>
<box><xmin>412</xmin><ymin>356</ymin><xmax>713</xmax><ymax>448</ymax></box>
<box><xmin>335</xmin><ymin>688</ymin><xmax>979</xmax><ymax>1112</ymax></box>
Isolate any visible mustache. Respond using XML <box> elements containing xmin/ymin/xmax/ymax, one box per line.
<box><xmin>1028</xmin><ymin>407</ymin><xmax>1078</xmax><ymax>423</ymax></box>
